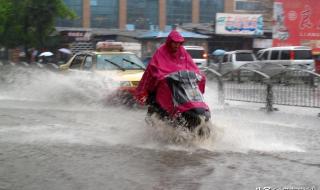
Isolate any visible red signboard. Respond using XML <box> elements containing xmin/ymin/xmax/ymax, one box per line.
<box><xmin>273</xmin><ymin>0</ymin><xmax>320</xmax><ymax>54</ymax></box>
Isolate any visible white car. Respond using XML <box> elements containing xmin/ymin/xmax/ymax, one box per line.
<box><xmin>184</xmin><ymin>46</ymin><xmax>208</xmax><ymax>68</ymax></box>
<box><xmin>220</xmin><ymin>50</ymin><xmax>258</xmax><ymax>73</ymax></box>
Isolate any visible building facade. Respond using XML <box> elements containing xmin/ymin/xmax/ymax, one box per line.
<box><xmin>57</xmin><ymin>0</ymin><xmax>225</xmax><ymax>30</ymax></box>
<box><xmin>56</xmin><ymin>0</ymin><xmax>273</xmax><ymax>56</ymax></box>
<box><xmin>57</xmin><ymin>0</ymin><xmax>272</xmax><ymax>31</ymax></box>
<box><xmin>211</xmin><ymin>0</ymin><xmax>273</xmax><ymax>52</ymax></box>
<box><xmin>224</xmin><ymin>0</ymin><xmax>273</xmax><ymax>31</ymax></box>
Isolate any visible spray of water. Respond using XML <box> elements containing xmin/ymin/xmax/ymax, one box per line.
<box><xmin>201</xmin><ymin>81</ymin><xmax>304</xmax><ymax>153</ymax></box>
<box><xmin>0</xmin><ymin>66</ymin><xmax>304</xmax><ymax>153</ymax></box>
<box><xmin>0</xmin><ymin>66</ymin><xmax>119</xmax><ymax>105</ymax></box>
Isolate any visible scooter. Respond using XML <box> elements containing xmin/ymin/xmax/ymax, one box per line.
<box><xmin>144</xmin><ymin>70</ymin><xmax>212</xmax><ymax>140</ymax></box>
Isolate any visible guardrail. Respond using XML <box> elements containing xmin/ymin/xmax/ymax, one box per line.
<box><xmin>202</xmin><ymin>63</ymin><xmax>320</xmax><ymax>113</ymax></box>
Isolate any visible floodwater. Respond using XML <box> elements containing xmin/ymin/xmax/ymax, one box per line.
<box><xmin>0</xmin><ymin>65</ymin><xmax>319</xmax><ymax>190</ymax></box>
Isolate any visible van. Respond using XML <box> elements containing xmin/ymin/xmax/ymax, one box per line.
<box><xmin>257</xmin><ymin>46</ymin><xmax>315</xmax><ymax>70</ymax></box>
<box><xmin>184</xmin><ymin>46</ymin><xmax>208</xmax><ymax>67</ymax></box>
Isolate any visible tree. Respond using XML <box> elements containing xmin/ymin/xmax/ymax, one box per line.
<box><xmin>24</xmin><ymin>0</ymin><xmax>76</xmax><ymax>49</ymax></box>
<box><xmin>0</xmin><ymin>0</ymin><xmax>10</xmax><ymax>36</ymax></box>
<box><xmin>0</xmin><ymin>0</ymin><xmax>76</xmax><ymax>57</ymax></box>
<box><xmin>0</xmin><ymin>0</ymin><xmax>24</xmax><ymax>48</ymax></box>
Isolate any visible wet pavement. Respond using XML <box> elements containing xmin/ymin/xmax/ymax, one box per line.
<box><xmin>0</xmin><ymin>66</ymin><xmax>319</xmax><ymax>190</ymax></box>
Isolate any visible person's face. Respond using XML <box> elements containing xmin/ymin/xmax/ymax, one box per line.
<box><xmin>169</xmin><ymin>41</ymin><xmax>182</xmax><ymax>53</ymax></box>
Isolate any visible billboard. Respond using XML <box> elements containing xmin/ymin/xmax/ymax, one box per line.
<box><xmin>215</xmin><ymin>13</ymin><xmax>263</xmax><ymax>36</ymax></box>
<box><xmin>273</xmin><ymin>0</ymin><xmax>320</xmax><ymax>53</ymax></box>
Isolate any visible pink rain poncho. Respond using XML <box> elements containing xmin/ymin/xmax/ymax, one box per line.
<box><xmin>136</xmin><ymin>30</ymin><xmax>208</xmax><ymax>116</ymax></box>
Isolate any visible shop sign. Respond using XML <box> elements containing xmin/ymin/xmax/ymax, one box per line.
<box><xmin>62</xmin><ymin>31</ymin><xmax>92</xmax><ymax>41</ymax></box>
<box><xmin>273</xmin><ymin>0</ymin><xmax>320</xmax><ymax>52</ymax></box>
<box><xmin>215</xmin><ymin>13</ymin><xmax>264</xmax><ymax>36</ymax></box>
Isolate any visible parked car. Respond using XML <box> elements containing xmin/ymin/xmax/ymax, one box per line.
<box><xmin>184</xmin><ymin>45</ymin><xmax>208</xmax><ymax>68</ymax></box>
<box><xmin>219</xmin><ymin>50</ymin><xmax>258</xmax><ymax>74</ymax></box>
<box><xmin>59</xmin><ymin>41</ymin><xmax>146</xmax><ymax>104</ymax></box>
<box><xmin>257</xmin><ymin>46</ymin><xmax>315</xmax><ymax>70</ymax></box>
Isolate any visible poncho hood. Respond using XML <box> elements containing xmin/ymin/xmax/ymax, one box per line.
<box><xmin>165</xmin><ymin>30</ymin><xmax>185</xmax><ymax>44</ymax></box>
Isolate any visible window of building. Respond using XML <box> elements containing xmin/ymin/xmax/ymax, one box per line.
<box><xmin>127</xmin><ymin>0</ymin><xmax>158</xmax><ymax>30</ymax></box>
<box><xmin>90</xmin><ymin>0</ymin><xmax>97</xmax><ymax>6</ymax></box>
<box><xmin>235</xmin><ymin>0</ymin><xmax>264</xmax><ymax>12</ymax></box>
<box><xmin>56</xmin><ymin>0</ymin><xmax>82</xmax><ymax>27</ymax></box>
<box><xmin>200</xmin><ymin>0</ymin><xmax>224</xmax><ymax>23</ymax></box>
<box><xmin>167</xmin><ymin>0</ymin><xmax>192</xmax><ymax>26</ymax></box>
<box><xmin>91</xmin><ymin>0</ymin><xmax>119</xmax><ymax>28</ymax></box>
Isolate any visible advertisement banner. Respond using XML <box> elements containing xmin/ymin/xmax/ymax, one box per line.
<box><xmin>215</xmin><ymin>13</ymin><xmax>263</xmax><ymax>36</ymax></box>
<box><xmin>273</xmin><ymin>0</ymin><xmax>320</xmax><ymax>53</ymax></box>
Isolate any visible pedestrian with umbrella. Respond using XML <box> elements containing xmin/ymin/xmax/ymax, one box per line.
<box><xmin>38</xmin><ymin>51</ymin><xmax>54</xmax><ymax>64</ymax></box>
<box><xmin>58</xmin><ymin>48</ymin><xmax>72</xmax><ymax>65</ymax></box>
<box><xmin>212</xmin><ymin>49</ymin><xmax>226</xmax><ymax>72</ymax></box>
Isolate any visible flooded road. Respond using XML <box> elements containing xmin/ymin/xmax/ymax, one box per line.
<box><xmin>0</xmin><ymin>66</ymin><xmax>319</xmax><ymax>190</ymax></box>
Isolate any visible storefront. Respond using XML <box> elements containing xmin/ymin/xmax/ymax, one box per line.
<box><xmin>138</xmin><ymin>30</ymin><xmax>209</xmax><ymax>59</ymax></box>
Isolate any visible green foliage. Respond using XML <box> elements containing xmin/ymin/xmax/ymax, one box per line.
<box><xmin>0</xmin><ymin>0</ymin><xmax>76</xmax><ymax>49</ymax></box>
<box><xmin>0</xmin><ymin>0</ymin><xmax>10</xmax><ymax>34</ymax></box>
<box><xmin>0</xmin><ymin>0</ymin><xmax>22</xmax><ymax>48</ymax></box>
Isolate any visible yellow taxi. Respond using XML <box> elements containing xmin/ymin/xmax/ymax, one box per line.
<box><xmin>59</xmin><ymin>41</ymin><xmax>145</xmax><ymax>104</ymax></box>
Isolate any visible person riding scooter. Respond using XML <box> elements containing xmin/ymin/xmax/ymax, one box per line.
<box><xmin>135</xmin><ymin>30</ymin><xmax>211</xmax><ymax>134</ymax></box>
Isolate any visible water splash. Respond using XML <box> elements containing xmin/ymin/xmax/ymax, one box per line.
<box><xmin>0</xmin><ymin>66</ymin><xmax>119</xmax><ymax>105</ymax></box>
<box><xmin>0</xmin><ymin>66</ymin><xmax>306</xmax><ymax>153</ymax></box>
